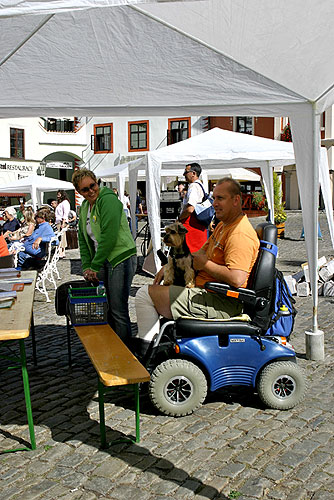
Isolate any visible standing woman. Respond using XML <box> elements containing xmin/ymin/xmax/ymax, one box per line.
<box><xmin>72</xmin><ymin>169</ymin><xmax>137</xmax><ymax>346</ymax></box>
<box><xmin>55</xmin><ymin>190</ymin><xmax>71</xmax><ymax>258</ymax></box>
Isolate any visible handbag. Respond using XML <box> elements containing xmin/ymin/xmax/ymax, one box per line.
<box><xmin>194</xmin><ymin>182</ymin><xmax>215</xmax><ymax>228</ymax></box>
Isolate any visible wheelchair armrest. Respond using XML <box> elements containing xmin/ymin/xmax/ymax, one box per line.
<box><xmin>204</xmin><ymin>282</ymin><xmax>257</xmax><ymax>306</ymax></box>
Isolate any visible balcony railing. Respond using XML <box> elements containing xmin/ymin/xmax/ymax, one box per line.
<box><xmin>40</xmin><ymin>117</ymin><xmax>81</xmax><ymax>133</ymax></box>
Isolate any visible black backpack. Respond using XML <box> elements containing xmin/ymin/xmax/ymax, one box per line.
<box><xmin>55</xmin><ymin>280</ymin><xmax>93</xmax><ymax>316</ymax></box>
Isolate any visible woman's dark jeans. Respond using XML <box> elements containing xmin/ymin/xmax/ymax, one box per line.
<box><xmin>99</xmin><ymin>255</ymin><xmax>137</xmax><ymax>345</ymax></box>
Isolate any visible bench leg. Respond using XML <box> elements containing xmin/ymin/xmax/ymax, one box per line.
<box><xmin>98</xmin><ymin>379</ymin><xmax>107</xmax><ymax>449</ymax></box>
<box><xmin>20</xmin><ymin>339</ymin><xmax>36</xmax><ymax>451</ymax></box>
<box><xmin>134</xmin><ymin>383</ymin><xmax>140</xmax><ymax>443</ymax></box>
<box><xmin>30</xmin><ymin>313</ymin><xmax>37</xmax><ymax>366</ymax></box>
<box><xmin>0</xmin><ymin>340</ymin><xmax>36</xmax><ymax>453</ymax></box>
<box><xmin>66</xmin><ymin>316</ymin><xmax>72</xmax><ymax>367</ymax></box>
<box><xmin>97</xmin><ymin>381</ymin><xmax>142</xmax><ymax>448</ymax></box>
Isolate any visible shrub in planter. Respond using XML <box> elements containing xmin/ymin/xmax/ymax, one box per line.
<box><xmin>251</xmin><ymin>173</ymin><xmax>287</xmax><ymax>224</ymax></box>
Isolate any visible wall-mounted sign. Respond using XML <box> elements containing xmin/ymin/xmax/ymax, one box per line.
<box><xmin>46</xmin><ymin>161</ymin><xmax>73</xmax><ymax>170</ymax></box>
<box><xmin>0</xmin><ymin>162</ymin><xmax>34</xmax><ymax>172</ymax></box>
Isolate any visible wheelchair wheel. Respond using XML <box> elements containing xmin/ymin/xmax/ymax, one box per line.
<box><xmin>149</xmin><ymin>359</ymin><xmax>207</xmax><ymax>417</ymax></box>
<box><xmin>257</xmin><ymin>361</ymin><xmax>306</xmax><ymax>410</ymax></box>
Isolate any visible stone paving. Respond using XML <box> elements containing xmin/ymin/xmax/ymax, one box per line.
<box><xmin>1</xmin><ymin>212</ymin><xmax>334</xmax><ymax>500</ymax></box>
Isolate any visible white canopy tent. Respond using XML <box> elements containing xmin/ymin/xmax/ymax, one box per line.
<box><xmin>0</xmin><ymin>174</ymin><xmax>74</xmax><ymax>211</ymax></box>
<box><xmin>93</xmin><ymin>147</ymin><xmax>262</xmax><ymax>206</ymax></box>
<box><xmin>0</xmin><ymin>0</ymin><xmax>333</xmax><ymax>354</ymax></box>
<box><xmin>124</xmin><ymin>128</ymin><xmax>333</xmax><ymax>256</ymax></box>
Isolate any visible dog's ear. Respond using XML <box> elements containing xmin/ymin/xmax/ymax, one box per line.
<box><xmin>178</xmin><ymin>223</ymin><xmax>188</xmax><ymax>234</ymax></box>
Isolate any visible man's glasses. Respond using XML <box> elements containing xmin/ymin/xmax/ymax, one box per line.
<box><xmin>80</xmin><ymin>182</ymin><xmax>97</xmax><ymax>194</ymax></box>
<box><xmin>183</xmin><ymin>170</ymin><xmax>192</xmax><ymax>175</ymax></box>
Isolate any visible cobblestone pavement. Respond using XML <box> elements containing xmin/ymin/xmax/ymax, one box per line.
<box><xmin>1</xmin><ymin>212</ymin><xmax>334</xmax><ymax>500</ymax></box>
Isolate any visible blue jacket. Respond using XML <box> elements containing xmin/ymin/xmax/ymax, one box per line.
<box><xmin>3</xmin><ymin>218</ymin><xmax>20</xmax><ymax>234</ymax></box>
<box><xmin>23</xmin><ymin>222</ymin><xmax>56</xmax><ymax>257</ymax></box>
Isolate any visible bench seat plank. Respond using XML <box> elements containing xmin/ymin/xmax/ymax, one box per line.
<box><xmin>75</xmin><ymin>324</ymin><xmax>150</xmax><ymax>387</ymax></box>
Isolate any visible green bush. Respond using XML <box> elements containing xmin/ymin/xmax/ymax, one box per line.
<box><xmin>251</xmin><ymin>172</ymin><xmax>287</xmax><ymax>223</ymax></box>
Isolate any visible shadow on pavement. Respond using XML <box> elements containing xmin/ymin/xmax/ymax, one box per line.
<box><xmin>0</xmin><ymin>324</ymin><xmax>235</xmax><ymax>498</ymax></box>
<box><xmin>280</xmin><ymin>237</ymin><xmax>304</xmax><ymax>242</ymax></box>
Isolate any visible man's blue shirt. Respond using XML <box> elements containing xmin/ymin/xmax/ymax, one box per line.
<box><xmin>24</xmin><ymin>222</ymin><xmax>55</xmax><ymax>256</ymax></box>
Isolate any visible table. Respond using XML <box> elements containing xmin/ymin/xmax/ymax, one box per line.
<box><xmin>0</xmin><ymin>271</ymin><xmax>37</xmax><ymax>453</ymax></box>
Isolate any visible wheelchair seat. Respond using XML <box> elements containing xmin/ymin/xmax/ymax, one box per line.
<box><xmin>175</xmin><ymin>221</ymin><xmax>278</xmax><ymax>338</ymax></box>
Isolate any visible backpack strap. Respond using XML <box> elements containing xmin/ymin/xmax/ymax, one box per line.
<box><xmin>194</xmin><ymin>181</ymin><xmax>208</xmax><ymax>203</ymax></box>
<box><xmin>260</xmin><ymin>239</ymin><xmax>278</xmax><ymax>257</ymax></box>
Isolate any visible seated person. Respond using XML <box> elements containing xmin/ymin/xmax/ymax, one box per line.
<box><xmin>50</xmin><ymin>199</ymin><xmax>58</xmax><ymax>211</ymax></box>
<box><xmin>67</xmin><ymin>209</ymin><xmax>77</xmax><ymax>227</ymax></box>
<box><xmin>16</xmin><ymin>202</ymin><xmax>26</xmax><ymax>222</ymax></box>
<box><xmin>16</xmin><ymin>208</ymin><xmax>56</xmax><ymax>270</ymax></box>
<box><xmin>7</xmin><ymin>207</ymin><xmax>35</xmax><ymax>241</ymax></box>
<box><xmin>0</xmin><ymin>234</ymin><xmax>10</xmax><ymax>257</ymax></box>
<box><xmin>1</xmin><ymin>206</ymin><xmax>21</xmax><ymax>239</ymax></box>
<box><xmin>43</xmin><ymin>208</ymin><xmax>58</xmax><ymax>232</ymax></box>
<box><xmin>134</xmin><ymin>178</ymin><xmax>260</xmax><ymax>358</ymax></box>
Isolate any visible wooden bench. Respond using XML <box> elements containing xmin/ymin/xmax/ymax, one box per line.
<box><xmin>74</xmin><ymin>324</ymin><xmax>150</xmax><ymax>448</ymax></box>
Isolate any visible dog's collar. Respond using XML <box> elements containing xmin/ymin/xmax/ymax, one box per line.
<box><xmin>172</xmin><ymin>249</ymin><xmax>191</xmax><ymax>260</ymax></box>
<box><xmin>172</xmin><ymin>253</ymin><xmax>188</xmax><ymax>260</ymax></box>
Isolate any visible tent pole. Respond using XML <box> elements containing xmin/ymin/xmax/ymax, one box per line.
<box><xmin>312</xmin><ymin>104</ymin><xmax>319</xmax><ymax>332</ymax></box>
<box><xmin>305</xmin><ymin>103</ymin><xmax>324</xmax><ymax>360</ymax></box>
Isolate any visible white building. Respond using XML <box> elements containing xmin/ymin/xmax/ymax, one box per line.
<box><xmin>83</xmin><ymin>115</ymin><xmax>204</xmax><ymax>168</ymax></box>
<box><xmin>0</xmin><ymin>117</ymin><xmax>86</xmax><ymax>207</ymax></box>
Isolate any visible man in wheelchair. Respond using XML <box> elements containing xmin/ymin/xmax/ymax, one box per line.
<box><xmin>135</xmin><ymin>177</ymin><xmax>260</xmax><ymax>358</ymax></box>
<box><xmin>134</xmin><ymin>178</ymin><xmax>305</xmax><ymax>416</ymax></box>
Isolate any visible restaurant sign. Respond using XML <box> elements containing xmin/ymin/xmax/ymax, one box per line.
<box><xmin>46</xmin><ymin>161</ymin><xmax>73</xmax><ymax>170</ymax></box>
<box><xmin>0</xmin><ymin>162</ymin><xmax>34</xmax><ymax>172</ymax></box>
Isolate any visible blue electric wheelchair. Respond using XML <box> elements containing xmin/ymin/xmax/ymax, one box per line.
<box><xmin>145</xmin><ymin>222</ymin><xmax>306</xmax><ymax>417</ymax></box>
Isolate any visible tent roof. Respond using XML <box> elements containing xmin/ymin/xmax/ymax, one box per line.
<box><xmin>0</xmin><ymin>174</ymin><xmax>74</xmax><ymax>194</ymax></box>
<box><xmin>142</xmin><ymin>0</ymin><xmax>334</xmax><ymax>111</ymax></box>
<box><xmin>96</xmin><ymin>127</ymin><xmax>296</xmax><ymax>183</ymax></box>
<box><xmin>149</xmin><ymin>128</ymin><xmax>297</xmax><ymax>166</ymax></box>
<box><xmin>0</xmin><ymin>0</ymin><xmax>333</xmax><ymax>118</ymax></box>
<box><xmin>96</xmin><ymin>164</ymin><xmax>261</xmax><ymax>182</ymax></box>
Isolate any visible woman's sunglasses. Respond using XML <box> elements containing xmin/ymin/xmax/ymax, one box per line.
<box><xmin>80</xmin><ymin>182</ymin><xmax>97</xmax><ymax>194</ymax></box>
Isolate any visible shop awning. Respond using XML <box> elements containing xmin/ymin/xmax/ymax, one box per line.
<box><xmin>0</xmin><ymin>193</ymin><xmax>27</xmax><ymax>197</ymax></box>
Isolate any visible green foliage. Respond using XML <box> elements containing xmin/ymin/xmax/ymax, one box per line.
<box><xmin>274</xmin><ymin>206</ymin><xmax>287</xmax><ymax>223</ymax></box>
<box><xmin>273</xmin><ymin>172</ymin><xmax>287</xmax><ymax>223</ymax></box>
<box><xmin>229</xmin><ymin>491</ymin><xmax>242</xmax><ymax>499</ymax></box>
<box><xmin>281</xmin><ymin>122</ymin><xmax>292</xmax><ymax>142</ymax></box>
<box><xmin>251</xmin><ymin>190</ymin><xmax>265</xmax><ymax>209</ymax></box>
<box><xmin>252</xmin><ymin>172</ymin><xmax>286</xmax><ymax>224</ymax></box>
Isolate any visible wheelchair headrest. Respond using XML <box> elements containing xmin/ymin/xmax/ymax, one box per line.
<box><xmin>255</xmin><ymin>221</ymin><xmax>277</xmax><ymax>245</ymax></box>
<box><xmin>248</xmin><ymin>222</ymin><xmax>277</xmax><ymax>296</ymax></box>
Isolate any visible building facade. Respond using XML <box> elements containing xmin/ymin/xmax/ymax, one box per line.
<box><xmin>0</xmin><ymin>117</ymin><xmax>86</xmax><ymax>207</ymax></box>
<box><xmin>1</xmin><ymin>109</ymin><xmax>333</xmax><ymax>210</ymax></box>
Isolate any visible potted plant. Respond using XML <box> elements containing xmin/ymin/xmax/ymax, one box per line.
<box><xmin>251</xmin><ymin>172</ymin><xmax>287</xmax><ymax>238</ymax></box>
<box><xmin>251</xmin><ymin>190</ymin><xmax>265</xmax><ymax>210</ymax></box>
<box><xmin>281</xmin><ymin>122</ymin><xmax>292</xmax><ymax>142</ymax></box>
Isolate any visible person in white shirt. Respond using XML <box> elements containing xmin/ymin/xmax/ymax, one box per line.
<box><xmin>55</xmin><ymin>190</ymin><xmax>71</xmax><ymax>258</ymax></box>
<box><xmin>178</xmin><ymin>163</ymin><xmax>208</xmax><ymax>252</ymax></box>
<box><xmin>122</xmin><ymin>191</ymin><xmax>132</xmax><ymax>230</ymax></box>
